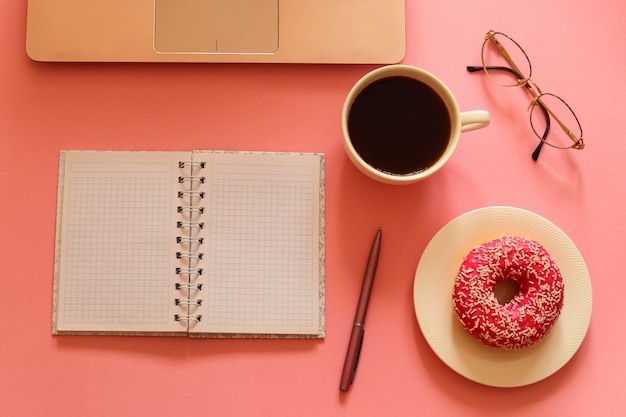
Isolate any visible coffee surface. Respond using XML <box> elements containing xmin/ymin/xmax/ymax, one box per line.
<box><xmin>348</xmin><ymin>76</ymin><xmax>451</xmax><ymax>175</ymax></box>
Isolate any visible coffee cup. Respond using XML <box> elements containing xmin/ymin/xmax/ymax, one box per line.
<box><xmin>342</xmin><ymin>65</ymin><xmax>490</xmax><ymax>184</ymax></box>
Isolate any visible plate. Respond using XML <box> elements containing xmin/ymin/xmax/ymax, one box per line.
<box><xmin>413</xmin><ymin>206</ymin><xmax>592</xmax><ymax>387</ymax></box>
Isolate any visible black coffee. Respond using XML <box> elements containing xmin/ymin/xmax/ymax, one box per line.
<box><xmin>348</xmin><ymin>76</ymin><xmax>451</xmax><ymax>176</ymax></box>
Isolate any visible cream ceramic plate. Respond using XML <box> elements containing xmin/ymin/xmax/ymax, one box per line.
<box><xmin>413</xmin><ymin>206</ymin><xmax>592</xmax><ymax>387</ymax></box>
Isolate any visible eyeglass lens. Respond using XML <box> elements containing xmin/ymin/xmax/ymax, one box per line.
<box><xmin>530</xmin><ymin>93</ymin><xmax>583</xmax><ymax>149</ymax></box>
<box><xmin>481</xmin><ymin>32</ymin><xmax>531</xmax><ymax>87</ymax></box>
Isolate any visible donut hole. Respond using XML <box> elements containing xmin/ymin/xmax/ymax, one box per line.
<box><xmin>494</xmin><ymin>278</ymin><xmax>521</xmax><ymax>305</ymax></box>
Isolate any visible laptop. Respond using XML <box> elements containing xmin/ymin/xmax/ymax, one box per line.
<box><xmin>26</xmin><ymin>0</ymin><xmax>406</xmax><ymax>64</ymax></box>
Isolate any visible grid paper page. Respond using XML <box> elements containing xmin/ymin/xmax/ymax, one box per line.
<box><xmin>54</xmin><ymin>151</ymin><xmax>188</xmax><ymax>334</ymax></box>
<box><xmin>193</xmin><ymin>151</ymin><xmax>324</xmax><ymax>336</ymax></box>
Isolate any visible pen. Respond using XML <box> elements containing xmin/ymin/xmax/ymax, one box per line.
<box><xmin>339</xmin><ymin>227</ymin><xmax>382</xmax><ymax>392</ymax></box>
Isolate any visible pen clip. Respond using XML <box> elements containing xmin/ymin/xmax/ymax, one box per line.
<box><xmin>349</xmin><ymin>328</ymin><xmax>365</xmax><ymax>385</ymax></box>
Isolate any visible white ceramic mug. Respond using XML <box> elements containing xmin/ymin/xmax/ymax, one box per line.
<box><xmin>342</xmin><ymin>65</ymin><xmax>490</xmax><ymax>185</ymax></box>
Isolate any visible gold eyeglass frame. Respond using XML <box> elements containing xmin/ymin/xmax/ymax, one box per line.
<box><xmin>479</xmin><ymin>30</ymin><xmax>584</xmax><ymax>152</ymax></box>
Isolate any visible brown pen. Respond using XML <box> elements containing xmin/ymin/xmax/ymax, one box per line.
<box><xmin>340</xmin><ymin>227</ymin><xmax>382</xmax><ymax>392</ymax></box>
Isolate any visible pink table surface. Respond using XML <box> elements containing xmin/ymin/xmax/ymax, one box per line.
<box><xmin>1</xmin><ymin>1</ymin><xmax>625</xmax><ymax>415</ymax></box>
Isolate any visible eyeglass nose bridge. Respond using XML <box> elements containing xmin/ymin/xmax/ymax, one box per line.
<box><xmin>525</xmin><ymin>79</ymin><xmax>543</xmax><ymax>112</ymax></box>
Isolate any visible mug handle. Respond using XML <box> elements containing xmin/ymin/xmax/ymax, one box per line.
<box><xmin>459</xmin><ymin>110</ymin><xmax>490</xmax><ymax>132</ymax></box>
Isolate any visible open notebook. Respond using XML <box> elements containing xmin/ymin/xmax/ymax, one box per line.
<box><xmin>53</xmin><ymin>150</ymin><xmax>325</xmax><ymax>338</ymax></box>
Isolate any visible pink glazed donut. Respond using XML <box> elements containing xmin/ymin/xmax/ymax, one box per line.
<box><xmin>452</xmin><ymin>236</ymin><xmax>564</xmax><ymax>350</ymax></box>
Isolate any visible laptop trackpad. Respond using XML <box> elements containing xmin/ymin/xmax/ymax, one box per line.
<box><xmin>154</xmin><ymin>0</ymin><xmax>279</xmax><ymax>53</ymax></box>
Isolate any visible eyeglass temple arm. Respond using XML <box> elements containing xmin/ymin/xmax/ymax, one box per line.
<box><xmin>486</xmin><ymin>34</ymin><xmax>528</xmax><ymax>83</ymax></box>
<box><xmin>466</xmin><ymin>65</ymin><xmax>550</xmax><ymax>161</ymax></box>
<box><xmin>467</xmin><ymin>65</ymin><xmax>485</xmax><ymax>73</ymax></box>
<box><xmin>467</xmin><ymin>65</ymin><xmax>525</xmax><ymax>83</ymax></box>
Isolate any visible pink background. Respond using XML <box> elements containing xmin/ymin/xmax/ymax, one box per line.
<box><xmin>1</xmin><ymin>1</ymin><xmax>625</xmax><ymax>415</ymax></box>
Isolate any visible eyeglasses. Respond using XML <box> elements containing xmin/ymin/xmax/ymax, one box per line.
<box><xmin>467</xmin><ymin>30</ymin><xmax>584</xmax><ymax>160</ymax></box>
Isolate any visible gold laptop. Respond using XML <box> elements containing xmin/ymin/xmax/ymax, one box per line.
<box><xmin>26</xmin><ymin>0</ymin><xmax>406</xmax><ymax>63</ymax></box>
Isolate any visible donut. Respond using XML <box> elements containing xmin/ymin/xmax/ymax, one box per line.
<box><xmin>452</xmin><ymin>236</ymin><xmax>564</xmax><ymax>350</ymax></box>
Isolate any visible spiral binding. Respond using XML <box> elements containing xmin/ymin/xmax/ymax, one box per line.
<box><xmin>175</xmin><ymin>298</ymin><xmax>203</xmax><ymax>306</ymax></box>
<box><xmin>177</xmin><ymin>206</ymin><xmax>205</xmax><ymax>214</ymax></box>
<box><xmin>177</xmin><ymin>191</ymin><xmax>205</xmax><ymax>199</ymax></box>
<box><xmin>174</xmin><ymin>314</ymin><xmax>202</xmax><ymax>323</ymax></box>
<box><xmin>176</xmin><ymin>251</ymin><xmax>204</xmax><ymax>260</ymax></box>
<box><xmin>176</xmin><ymin>221</ymin><xmax>205</xmax><ymax>230</ymax></box>
<box><xmin>175</xmin><ymin>283</ymin><xmax>203</xmax><ymax>291</ymax></box>
<box><xmin>175</xmin><ymin>158</ymin><xmax>207</xmax><ymax>326</ymax></box>
<box><xmin>176</xmin><ymin>237</ymin><xmax>204</xmax><ymax>245</ymax></box>
<box><xmin>179</xmin><ymin>161</ymin><xmax>206</xmax><ymax>169</ymax></box>
<box><xmin>175</xmin><ymin>267</ymin><xmax>204</xmax><ymax>276</ymax></box>
<box><xmin>178</xmin><ymin>176</ymin><xmax>205</xmax><ymax>184</ymax></box>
